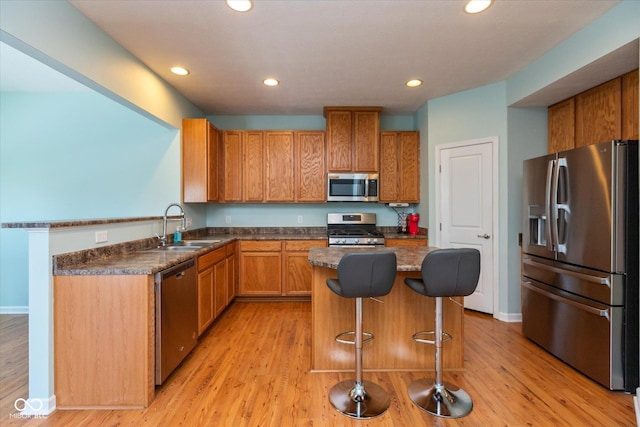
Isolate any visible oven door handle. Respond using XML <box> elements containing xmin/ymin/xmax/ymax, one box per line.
<box><xmin>522</xmin><ymin>281</ymin><xmax>610</xmax><ymax>320</ymax></box>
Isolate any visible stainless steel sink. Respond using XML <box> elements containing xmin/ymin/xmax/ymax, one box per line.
<box><xmin>144</xmin><ymin>239</ymin><xmax>222</xmax><ymax>252</ymax></box>
<box><xmin>180</xmin><ymin>240</ymin><xmax>222</xmax><ymax>246</ymax></box>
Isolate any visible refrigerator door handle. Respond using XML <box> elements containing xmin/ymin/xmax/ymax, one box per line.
<box><xmin>523</xmin><ymin>258</ymin><xmax>611</xmax><ymax>287</ymax></box>
<box><xmin>555</xmin><ymin>158</ymin><xmax>568</xmax><ymax>254</ymax></box>
<box><xmin>522</xmin><ymin>281</ymin><xmax>610</xmax><ymax>320</ymax></box>
<box><xmin>545</xmin><ymin>159</ymin><xmax>555</xmax><ymax>252</ymax></box>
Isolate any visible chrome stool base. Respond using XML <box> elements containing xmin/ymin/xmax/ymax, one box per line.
<box><xmin>407</xmin><ymin>378</ymin><xmax>473</xmax><ymax>418</ymax></box>
<box><xmin>329</xmin><ymin>379</ymin><xmax>390</xmax><ymax>419</ymax></box>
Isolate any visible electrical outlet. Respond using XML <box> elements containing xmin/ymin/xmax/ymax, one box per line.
<box><xmin>95</xmin><ymin>230</ymin><xmax>108</xmax><ymax>243</ymax></box>
<box><xmin>185</xmin><ymin>217</ymin><xmax>193</xmax><ymax>228</ymax></box>
<box><xmin>298</xmin><ymin>215</ymin><xmax>303</xmax><ymax>224</ymax></box>
<box><xmin>225</xmin><ymin>216</ymin><xmax>232</xmax><ymax>225</ymax></box>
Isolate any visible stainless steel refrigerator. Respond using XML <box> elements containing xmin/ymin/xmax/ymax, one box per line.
<box><xmin>521</xmin><ymin>139</ymin><xmax>638</xmax><ymax>391</ymax></box>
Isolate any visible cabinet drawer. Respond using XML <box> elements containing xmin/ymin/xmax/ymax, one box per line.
<box><xmin>239</xmin><ymin>240</ymin><xmax>282</xmax><ymax>252</ymax></box>
<box><xmin>198</xmin><ymin>247</ymin><xmax>226</xmax><ymax>271</ymax></box>
<box><xmin>285</xmin><ymin>240</ymin><xmax>327</xmax><ymax>252</ymax></box>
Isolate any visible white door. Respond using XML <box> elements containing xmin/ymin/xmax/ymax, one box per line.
<box><xmin>437</xmin><ymin>138</ymin><xmax>497</xmax><ymax>314</ymax></box>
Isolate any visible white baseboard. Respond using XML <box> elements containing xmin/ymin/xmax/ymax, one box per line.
<box><xmin>634</xmin><ymin>388</ymin><xmax>639</xmax><ymax>426</ymax></box>
<box><xmin>0</xmin><ymin>306</ymin><xmax>28</xmax><ymax>314</ymax></box>
<box><xmin>496</xmin><ymin>311</ymin><xmax>522</xmax><ymax>323</ymax></box>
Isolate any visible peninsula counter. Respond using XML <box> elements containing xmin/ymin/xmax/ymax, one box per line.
<box><xmin>308</xmin><ymin>246</ymin><xmax>465</xmax><ymax>372</ymax></box>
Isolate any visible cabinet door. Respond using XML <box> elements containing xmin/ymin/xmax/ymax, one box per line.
<box><xmin>239</xmin><ymin>252</ymin><xmax>282</xmax><ymax>295</ymax></box>
<box><xmin>213</xmin><ymin>259</ymin><xmax>227</xmax><ymax>317</ymax></box>
<box><xmin>226</xmin><ymin>253</ymin><xmax>236</xmax><ymax>304</ymax></box>
<box><xmin>354</xmin><ymin>110</ymin><xmax>380</xmax><ymax>172</ymax></box>
<box><xmin>379</xmin><ymin>132</ymin><xmax>399</xmax><ymax>202</ymax></box>
<box><xmin>398</xmin><ymin>131</ymin><xmax>419</xmax><ymax>202</ymax></box>
<box><xmin>197</xmin><ymin>267</ymin><xmax>214</xmax><ymax>335</ymax></box>
<box><xmin>182</xmin><ymin>118</ymin><xmax>219</xmax><ymax>203</ymax></box>
<box><xmin>326</xmin><ymin>110</ymin><xmax>353</xmax><ymax>171</ymax></box>
<box><xmin>548</xmin><ymin>98</ymin><xmax>575</xmax><ymax>153</ymax></box>
<box><xmin>265</xmin><ymin>131</ymin><xmax>295</xmax><ymax>202</ymax></box>
<box><xmin>239</xmin><ymin>241</ymin><xmax>282</xmax><ymax>296</ymax></box>
<box><xmin>621</xmin><ymin>69</ymin><xmax>638</xmax><ymax>140</ymax></box>
<box><xmin>296</xmin><ymin>131</ymin><xmax>326</xmax><ymax>202</ymax></box>
<box><xmin>207</xmin><ymin>123</ymin><xmax>220</xmax><ymax>201</ymax></box>
<box><xmin>222</xmin><ymin>131</ymin><xmax>243</xmax><ymax>201</ymax></box>
<box><xmin>244</xmin><ymin>131</ymin><xmax>264</xmax><ymax>201</ymax></box>
<box><xmin>284</xmin><ymin>240</ymin><xmax>326</xmax><ymax>296</ymax></box>
<box><xmin>576</xmin><ymin>78</ymin><xmax>621</xmax><ymax>148</ymax></box>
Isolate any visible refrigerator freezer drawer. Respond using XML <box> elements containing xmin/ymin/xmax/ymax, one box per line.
<box><xmin>521</xmin><ymin>279</ymin><xmax>624</xmax><ymax>390</ymax></box>
<box><xmin>522</xmin><ymin>255</ymin><xmax>624</xmax><ymax>305</ymax></box>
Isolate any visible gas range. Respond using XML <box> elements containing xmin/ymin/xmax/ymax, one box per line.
<box><xmin>327</xmin><ymin>213</ymin><xmax>385</xmax><ymax>247</ymax></box>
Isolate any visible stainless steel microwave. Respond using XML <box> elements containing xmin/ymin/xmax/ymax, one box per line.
<box><xmin>327</xmin><ymin>173</ymin><xmax>379</xmax><ymax>202</ymax></box>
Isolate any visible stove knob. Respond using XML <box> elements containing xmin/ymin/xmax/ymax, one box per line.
<box><xmin>372</xmin><ymin>238</ymin><xmax>377</xmax><ymax>244</ymax></box>
<box><xmin>354</xmin><ymin>238</ymin><xmax>360</xmax><ymax>244</ymax></box>
<box><xmin>367</xmin><ymin>238</ymin><xmax>373</xmax><ymax>244</ymax></box>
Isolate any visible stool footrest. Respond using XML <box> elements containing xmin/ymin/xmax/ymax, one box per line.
<box><xmin>412</xmin><ymin>330</ymin><xmax>452</xmax><ymax>345</ymax></box>
<box><xmin>335</xmin><ymin>331</ymin><xmax>374</xmax><ymax>345</ymax></box>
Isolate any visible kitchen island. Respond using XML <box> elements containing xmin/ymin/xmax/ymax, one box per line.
<box><xmin>308</xmin><ymin>246</ymin><xmax>465</xmax><ymax>372</ymax></box>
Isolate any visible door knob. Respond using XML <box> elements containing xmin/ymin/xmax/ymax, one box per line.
<box><xmin>477</xmin><ymin>233</ymin><xmax>490</xmax><ymax>239</ymax></box>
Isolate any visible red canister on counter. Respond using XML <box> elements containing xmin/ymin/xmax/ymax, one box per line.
<box><xmin>407</xmin><ymin>213</ymin><xmax>419</xmax><ymax>235</ymax></box>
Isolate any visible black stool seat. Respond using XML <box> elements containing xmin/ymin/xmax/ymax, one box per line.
<box><xmin>404</xmin><ymin>248</ymin><xmax>480</xmax><ymax>419</ymax></box>
<box><xmin>327</xmin><ymin>251</ymin><xmax>397</xmax><ymax>298</ymax></box>
<box><xmin>326</xmin><ymin>251</ymin><xmax>396</xmax><ymax>419</ymax></box>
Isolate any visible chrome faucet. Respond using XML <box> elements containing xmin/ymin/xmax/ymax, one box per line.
<box><xmin>159</xmin><ymin>203</ymin><xmax>186</xmax><ymax>246</ymax></box>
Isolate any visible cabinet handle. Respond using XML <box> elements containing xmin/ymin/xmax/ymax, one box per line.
<box><xmin>477</xmin><ymin>234</ymin><xmax>490</xmax><ymax>239</ymax></box>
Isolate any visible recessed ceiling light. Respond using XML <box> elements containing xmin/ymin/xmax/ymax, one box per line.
<box><xmin>406</xmin><ymin>79</ymin><xmax>423</xmax><ymax>88</ymax></box>
<box><xmin>170</xmin><ymin>66</ymin><xmax>190</xmax><ymax>76</ymax></box>
<box><xmin>227</xmin><ymin>0</ymin><xmax>253</xmax><ymax>12</ymax></box>
<box><xmin>263</xmin><ymin>78</ymin><xmax>279</xmax><ymax>87</ymax></box>
<box><xmin>465</xmin><ymin>0</ymin><xmax>492</xmax><ymax>14</ymax></box>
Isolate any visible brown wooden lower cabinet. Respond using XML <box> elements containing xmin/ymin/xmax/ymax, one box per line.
<box><xmin>239</xmin><ymin>239</ymin><xmax>327</xmax><ymax>297</ymax></box>
<box><xmin>197</xmin><ymin>243</ymin><xmax>236</xmax><ymax>335</ymax></box>
<box><xmin>54</xmin><ymin>274</ymin><xmax>155</xmax><ymax>409</ymax></box>
<box><xmin>284</xmin><ymin>240</ymin><xmax>328</xmax><ymax>295</ymax></box>
<box><xmin>385</xmin><ymin>237</ymin><xmax>428</xmax><ymax>247</ymax></box>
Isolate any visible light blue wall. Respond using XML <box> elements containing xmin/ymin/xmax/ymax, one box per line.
<box><xmin>0</xmin><ymin>92</ymin><xmax>181</xmax><ymax>307</ymax></box>
<box><xmin>0</xmin><ymin>0</ymin><xmax>205</xmax><ymax>310</ymax></box>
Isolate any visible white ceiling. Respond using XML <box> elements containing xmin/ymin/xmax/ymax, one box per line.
<box><xmin>3</xmin><ymin>0</ymin><xmax>637</xmax><ymax>116</ymax></box>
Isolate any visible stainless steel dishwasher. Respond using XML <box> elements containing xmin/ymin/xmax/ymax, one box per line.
<box><xmin>155</xmin><ymin>258</ymin><xmax>198</xmax><ymax>385</ymax></box>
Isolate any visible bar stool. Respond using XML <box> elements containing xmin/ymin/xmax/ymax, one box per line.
<box><xmin>326</xmin><ymin>251</ymin><xmax>397</xmax><ymax>419</ymax></box>
<box><xmin>404</xmin><ymin>248</ymin><xmax>480</xmax><ymax>418</ymax></box>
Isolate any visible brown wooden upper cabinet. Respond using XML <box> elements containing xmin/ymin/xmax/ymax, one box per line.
<box><xmin>182</xmin><ymin>118</ymin><xmax>221</xmax><ymax>202</ymax></box>
<box><xmin>575</xmin><ymin>78</ymin><xmax>621</xmax><ymax>148</ymax></box>
<box><xmin>547</xmin><ymin>69</ymin><xmax>638</xmax><ymax>153</ymax></box>
<box><xmin>324</xmin><ymin>107</ymin><xmax>382</xmax><ymax>172</ymax></box>
<box><xmin>379</xmin><ymin>131</ymin><xmax>420</xmax><ymax>203</ymax></box>
<box><xmin>621</xmin><ymin>69</ymin><xmax>638</xmax><ymax>140</ymax></box>
<box><xmin>218</xmin><ymin>129</ymin><xmax>326</xmax><ymax>203</ymax></box>
<box><xmin>547</xmin><ymin>98</ymin><xmax>575</xmax><ymax>154</ymax></box>
<box><xmin>265</xmin><ymin>131</ymin><xmax>295</xmax><ymax>202</ymax></box>
<box><xmin>296</xmin><ymin>131</ymin><xmax>326</xmax><ymax>202</ymax></box>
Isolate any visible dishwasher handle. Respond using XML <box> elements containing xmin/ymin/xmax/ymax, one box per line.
<box><xmin>157</xmin><ymin>259</ymin><xmax>195</xmax><ymax>282</ymax></box>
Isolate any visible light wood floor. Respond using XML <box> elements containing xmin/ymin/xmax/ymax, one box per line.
<box><xmin>0</xmin><ymin>302</ymin><xmax>636</xmax><ymax>426</ymax></box>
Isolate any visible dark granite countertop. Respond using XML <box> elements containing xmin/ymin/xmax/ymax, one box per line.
<box><xmin>308</xmin><ymin>246</ymin><xmax>439</xmax><ymax>272</ymax></box>
<box><xmin>53</xmin><ymin>228</ymin><xmax>328</xmax><ymax>276</ymax></box>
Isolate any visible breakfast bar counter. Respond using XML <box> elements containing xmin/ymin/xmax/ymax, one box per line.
<box><xmin>308</xmin><ymin>246</ymin><xmax>465</xmax><ymax>372</ymax></box>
